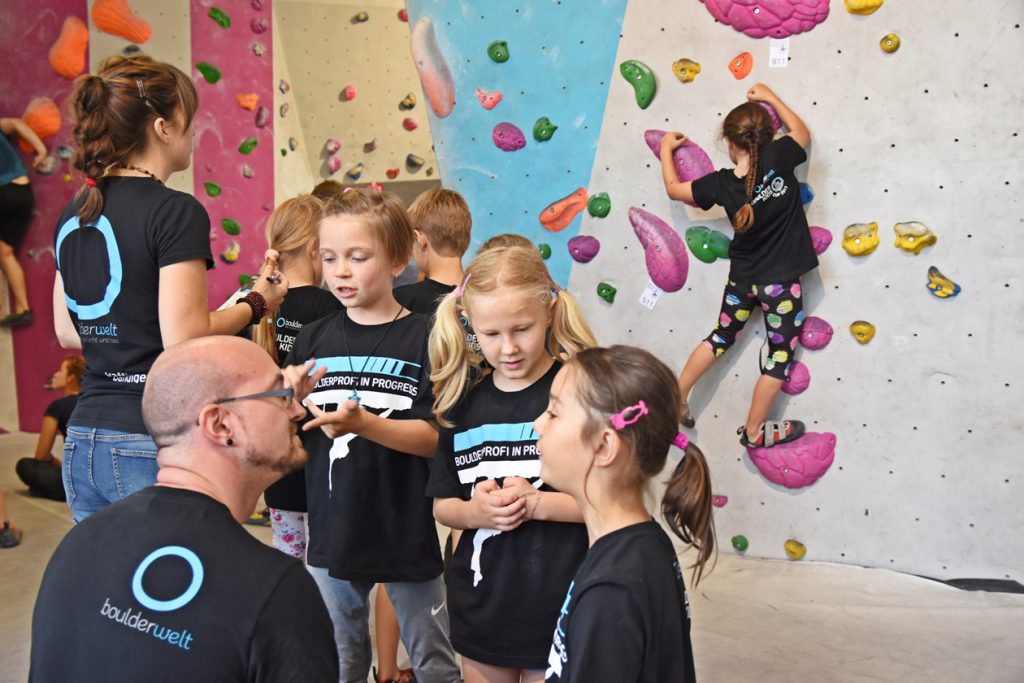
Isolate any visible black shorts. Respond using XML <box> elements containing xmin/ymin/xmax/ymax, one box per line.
<box><xmin>0</xmin><ymin>181</ymin><xmax>34</xmax><ymax>249</ymax></box>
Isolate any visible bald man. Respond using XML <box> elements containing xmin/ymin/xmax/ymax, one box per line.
<box><xmin>30</xmin><ymin>336</ymin><xmax>338</xmax><ymax>683</ymax></box>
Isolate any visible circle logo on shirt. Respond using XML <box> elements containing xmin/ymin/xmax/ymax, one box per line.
<box><xmin>55</xmin><ymin>214</ymin><xmax>124</xmax><ymax>320</ymax></box>
<box><xmin>131</xmin><ymin>545</ymin><xmax>205</xmax><ymax>612</ymax></box>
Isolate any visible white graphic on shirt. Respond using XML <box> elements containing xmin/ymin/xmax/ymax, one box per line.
<box><xmin>546</xmin><ymin>580</ymin><xmax>574</xmax><ymax>678</ymax></box>
<box><xmin>469</xmin><ymin>477</ymin><xmax>543</xmax><ymax>587</ymax></box>
<box><xmin>751</xmin><ymin>168</ymin><xmax>788</xmax><ymax>207</ymax></box>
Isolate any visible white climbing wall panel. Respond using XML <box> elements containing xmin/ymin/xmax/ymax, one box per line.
<box><xmin>570</xmin><ymin>0</ymin><xmax>1023</xmax><ymax>580</ymax></box>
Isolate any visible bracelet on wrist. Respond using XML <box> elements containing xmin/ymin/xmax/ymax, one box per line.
<box><xmin>237</xmin><ymin>291</ymin><xmax>268</xmax><ymax>326</ymax></box>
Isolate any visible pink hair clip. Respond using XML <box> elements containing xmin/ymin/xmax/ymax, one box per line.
<box><xmin>609</xmin><ymin>400</ymin><xmax>648</xmax><ymax>430</ymax></box>
<box><xmin>455</xmin><ymin>272</ymin><xmax>472</xmax><ymax>298</ymax></box>
<box><xmin>672</xmin><ymin>433</ymin><xmax>689</xmax><ymax>450</ymax></box>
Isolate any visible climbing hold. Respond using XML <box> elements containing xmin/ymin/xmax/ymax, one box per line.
<box><xmin>324</xmin><ymin>139</ymin><xmax>342</xmax><ymax>155</ymax></box>
<box><xmin>250</xmin><ymin>17</ymin><xmax>268</xmax><ymax>33</ymax></box>
<box><xmin>279</xmin><ymin>103</ymin><xmax>289</xmax><ymax>118</ymax></box>
<box><xmin>327</xmin><ymin>156</ymin><xmax>342</xmax><ymax>175</ymax></box>
<box><xmin>628</xmin><ymin>207</ymin><xmax>689</xmax><ymax>292</ymax></box>
<box><xmin>121</xmin><ymin>44</ymin><xmax>141</xmax><ymax>56</ymax></box>
<box><xmin>532</xmin><ymin>116</ymin><xmax>558</xmax><ymax>142</ymax></box>
<box><xmin>643</xmin><ymin>130</ymin><xmax>715</xmax><ymax>207</ymax></box>
<box><xmin>672</xmin><ymin>58</ymin><xmax>701</xmax><ymax>83</ymax></box>
<box><xmin>254</xmin><ymin>106</ymin><xmax>270</xmax><ymax>128</ymax></box>
<box><xmin>397</xmin><ymin>8</ymin><xmax>408</xmax><ymax>22</ymax></box>
<box><xmin>880</xmin><ymin>33</ymin><xmax>901</xmax><ymax>53</ymax></box>
<box><xmin>587</xmin><ymin>192</ymin><xmax>611</xmax><ymax>218</ymax></box>
<box><xmin>235</xmin><ymin>93</ymin><xmax>259</xmax><ymax>111</ymax></box>
<box><xmin>241</xmin><ymin>164</ymin><xmax>253</xmax><ymax>178</ymax></box>
<box><xmin>410</xmin><ymin>17</ymin><xmax>456</xmax><ymax>118</ymax></box>
<box><xmin>781</xmin><ymin>361</ymin><xmax>810</xmax><ymax>395</ymax></box>
<box><xmin>219</xmin><ymin>239</ymin><xmax>241</xmax><ymax>264</ymax></box>
<box><xmin>278</xmin><ymin>79</ymin><xmax>291</xmax><ymax>94</ymax></box>
<box><xmin>842</xmin><ymin>222</ymin><xmax>880</xmax><ymax>256</ymax></box>
<box><xmin>49</xmin><ymin>16</ymin><xmax>89</xmax><ymax>79</ymax></box>
<box><xmin>540</xmin><ymin>188</ymin><xmax>588</xmax><ymax>232</ymax></box>
<box><xmin>341</xmin><ymin>85</ymin><xmax>357</xmax><ymax>101</ymax></box>
<box><xmin>238</xmin><ymin>137</ymin><xmax>258</xmax><ymax>155</ymax></box>
<box><xmin>208</xmin><ymin>6</ymin><xmax>231</xmax><ymax>28</ymax></box>
<box><xmin>36</xmin><ymin>156</ymin><xmax>58</xmax><ymax>175</ymax></box>
<box><xmin>196</xmin><ymin>62</ymin><xmax>221</xmax><ymax>84</ymax></box>
<box><xmin>699</xmin><ymin>0</ymin><xmax>830</xmax><ymax>39</ymax></box>
<box><xmin>487</xmin><ymin>40</ymin><xmax>510</xmax><ymax>63</ymax></box>
<box><xmin>280</xmin><ymin>149</ymin><xmax>286</xmax><ymax>156</ymax></box>
<box><xmin>221</xmin><ymin>218</ymin><xmax>241</xmax><ymax>235</ymax></box>
<box><xmin>475</xmin><ymin>88</ymin><xmax>503</xmax><ymax>111</ymax></box>
<box><xmin>492</xmin><ymin>122</ymin><xmax>526</xmax><ymax>152</ymax></box>
<box><xmin>849</xmin><ymin>320</ymin><xmax>876</xmax><ymax>344</ymax></box>
<box><xmin>91</xmin><ymin>0</ymin><xmax>152</xmax><ymax>44</ymax></box>
<box><xmin>386</xmin><ymin>168</ymin><xmax>400</xmax><ymax>179</ymax></box>
<box><xmin>799</xmin><ymin>316</ymin><xmax>833</xmax><ymax>350</ymax></box>
<box><xmin>799</xmin><ymin>182</ymin><xmax>814</xmax><ymax>205</ymax></box>
<box><xmin>926</xmin><ymin>266</ymin><xmax>961</xmax><ymax>299</ymax></box>
<box><xmin>403</xmin><ymin>118</ymin><xmax>419</xmax><ymax>131</ymax></box>
<box><xmin>239</xmin><ymin>274</ymin><xmax>253</xmax><ymax>287</ymax></box>
<box><xmin>731</xmin><ymin>535</ymin><xmax>749</xmax><ymax>552</ymax></box>
<box><xmin>597</xmin><ymin>282</ymin><xmax>617</xmax><ymax>303</ymax></box>
<box><xmin>845</xmin><ymin>0</ymin><xmax>883</xmax><ymax>15</ymax></box>
<box><xmin>251</xmin><ymin>42</ymin><xmax>265</xmax><ymax>57</ymax></box>
<box><xmin>400</xmin><ymin>92</ymin><xmax>417</xmax><ymax>110</ymax></box>
<box><xmin>62</xmin><ymin>173</ymin><xmax>72</xmax><ymax>183</ymax></box>
<box><xmin>288</xmin><ymin>137</ymin><xmax>298</xmax><ymax>151</ymax></box>
<box><xmin>406</xmin><ymin>153</ymin><xmax>425</xmax><ymax>171</ymax></box>
<box><xmin>746</xmin><ymin>432</ymin><xmax>837</xmax><ymax>489</ymax></box>
<box><xmin>204</xmin><ymin>181</ymin><xmax>222</xmax><ymax>197</ymax></box>
<box><xmin>728</xmin><ymin>51</ymin><xmax>753</xmax><ymax>79</ymax></box>
<box><xmin>56</xmin><ymin>144</ymin><xmax>73</xmax><ymax>160</ymax></box>
<box><xmin>347</xmin><ymin>163</ymin><xmax>364</xmax><ymax>180</ymax></box>
<box><xmin>352</xmin><ymin>11</ymin><xmax>368</xmax><ymax>23</ymax></box>
<box><xmin>537</xmin><ymin>243</ymin><xmax>552</xmax><ymax>260</ymax></box>
<box><xmin>364</xmin><ymin>139</ymin><xmax>378</xmax><ymax>152</ymax></box>
<box><xmin>619</xmin><ymin>59</ymin><xmax>657</xmax><ymax>109</ymax></box>
<box><xmin>685</xmin><ymin>226</ymin><xmax>731</xmax><ymax>263</ymax></box>
<box><xmin>784</xmin><ymin>539</ymin><xmax>807</xmax><ymax>560</ymax></box>
<box><xmin>568</xmin><ymin>235</ymin><xmax>601</xmax><ymax>264</ymax></box>
<box><xmin>893</xmin><ymin>221</ymin><xmax>937</xmax><ymax>254</ymax></box>
<box><xmin>18</xmin><ymin>98</ymin><xmax>61</xmax><ymax>153</ymax></box>
<box><xmin>426</xmin><ymin>167</ymin><xmax>435</xmax><ymax>177</ymax></box>
<box><xmin>759</xmin><ymin>102</ymin><xmax>782</xmax><ymax>131</ymax></box>
<box><xmin>712</xmin><ymin>495</ymin><xmax>728</xmax><ymax>508</ymax></box>
<box><xmin>809</xmin><ymin>226</ymin><xmax>832</xmax><ymax>255</ymax></box>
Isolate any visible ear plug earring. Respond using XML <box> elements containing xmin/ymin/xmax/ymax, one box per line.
<box><xmin>227</xmin><ymin>439</ymin><xmax>234</xmax><ymax>446</ymax></box>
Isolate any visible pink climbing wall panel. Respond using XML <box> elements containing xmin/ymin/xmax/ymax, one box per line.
<box><xmin>190</xmin><ymin>0</ymin><xmax>275</xmax><ymax>306</ymax></box>
<box><xmin>0</xmin><ymin>0</ymin><xmax>87</xmax><ymax>432</ymax></box>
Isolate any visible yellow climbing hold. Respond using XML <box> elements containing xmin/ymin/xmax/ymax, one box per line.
<box><xmin>784</xmin><ymin>539</ymin><xmax>807</xmax><ymax>560</ymax></box>
<box><xmin>880</xmin><ymin>33</ymin><xmax>901</xmax><ymax>53</ymax></box>
<box><xmin>845</xmin><ymin>0</ymin><xmax>883</xmax><ymax>15</ymax></box>
<box><xmin>672</xmin><ymin>58</ymin><xmax>701</xmax><ymax>84</ymax></box>
<box><xmin>850</xmin><ymin>320</ymin><xmax>876</xmax><ymax>344</ymax></box>
<box><xmin>842</xmin><ymin>222</ymin><xmax>880</xmax><ymax>256</ymax></box>
<box><xmin>893</xmin><ymin>221</ymin><xmax>936</xmax><ymax>254</ymax></box>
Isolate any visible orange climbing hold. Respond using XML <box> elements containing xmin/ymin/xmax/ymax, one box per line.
<box><xmin>91</xmin><ymin>0</ymin><xmax>152</xmax><ymax>44</ymax></box>
<box><xmin>539</xmin><ymin>187</ymin><xmax>588</xmax><ymax>232</ymax></box>
<box><xmin>49</xmin><ymin>16</ymin><xmax>89</xmax><ymax>80</ymax></box>
<box><xmin>728</xmin><ymin>51</ymin><xmax>753</xmax><ymax>80</ymax></box>
<box><xmin>18</xmin><ymin>98</ymin><xmax>61</xmax><ymax>154</ymax></box>
<box><xmin>235</xmin><ymin>93</ymin><xmax>259</xmax><ymax>111</ymax></box>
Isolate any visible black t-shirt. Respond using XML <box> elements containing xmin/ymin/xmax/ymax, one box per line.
<box><xmin>691</xmin><ymin>136</ymin><xmax>818</xmax><ymax>283</ymax></box>
<box><xmin>545</xmin><ymin>521</ymin><xmax>696</xmax><ymax>683</ymax></box>
<box><xmin>54</xmin><ymin>177</ymin><xmax>213</xmax><ymax>433</ymax></box>
<box><xmin>426</xmin><ymin>362</ymin><xmax>588</xmax><ymax>669</ymax></box>
<box><xmin>30</xmin><ymin>487</ymin><xmax>338</xmax><ymax>683</ymax></box>
<box><xmin>285</xmin><ymin>310</ymin><xmax>441</xmax><ymax>582</ymax></box>
<box><xmin>393</xmin><ymin>278</ymin><xmax>456</xmax><ymax>316</ymax></box>
<box><xmin>44</xmin><ymin>394</ymin><xmax>79</xmax><ymax>437</ymax></box>
<box><xmin>263</xmin><ymin>286</ymin><xmax>342</xmax><ymax>512</ymax></box>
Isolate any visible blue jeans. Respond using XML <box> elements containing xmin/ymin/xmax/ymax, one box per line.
<box><xmin>63</xmin><ymin>427</ymin><xmax>158</xmax><ymax>523</ymax></box>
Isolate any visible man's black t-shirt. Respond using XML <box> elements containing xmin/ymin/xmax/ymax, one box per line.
<box><xmin>393</xmin><ymin>278</ymin><xmax>456</xmax><ymax>316</ymax></box>
<box><xmin>54</xmin><ymin>177</ymin><xmax>212</xmax><ymax>433</ymax></box>
<box><xmin>30</xmin><ymin>487</ymin><xmax>338</xmax><ymax>683</ymax></box>
<box><xmin>426</xmin><ymin>362</ymin><xmax>588</xmax><ymax>669</ymax></box>
<box><xmin>285</xmin><ymin>311</ymin><xmax>441</xmax><ymax>582</ymax></box>
<box><xmin>691</xmin><ymin>135</ymin><xmax>818</xmax><ymax>283</ymax></box>
<box><xmin>546</xmin><ymin>521</ymin><xmax>696</xmax><ymax>683</ymax></box>
<box><xmin>44</xmin><ymin>394</ymin><xmax>79</xmax><ymax>437</ymax></box>
<box><xmin>263</xmin><ymin>286</ymin><xmax>341</xmax><ymax>513</ymax></box>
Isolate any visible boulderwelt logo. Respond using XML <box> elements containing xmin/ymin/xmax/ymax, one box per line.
<box><xmin>98</xmin><ymin>545</ymin><xmax>203</xmax><ymax>650</ymax></box>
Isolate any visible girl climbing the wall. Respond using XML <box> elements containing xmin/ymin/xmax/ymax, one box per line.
<box><xmin>660</xmin><ymin>83</ymin><xmax>818</xmax><ymax>448</ymax></box>
<box><xmin>536</xmin><ymin>345</ymin><xmax>714</xmax><ymax>682</ymax></box>
<box><xmin>426</xmin><ymin>245</ymin><xmax>597</xmax><ymax>683</ymax></box>
<box><xmin>54</xmin><ymin>55</ymin><xmax>287</xmax><ymax>522</ymax></box>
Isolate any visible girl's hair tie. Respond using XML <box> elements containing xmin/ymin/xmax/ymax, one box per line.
<box><xmin>672</xmin><ymin>432</ymin><xmax>689</xmax><ymax>450</ymax></box>
<box><xmin>84</xmin><ymin>178</ymin><xmax>97</xmax><ymax>188</ymax></box>
<box><xmin>454</xmin><ymin>272</ymin><xmax>472</xmax><ymax>298</ymax></box>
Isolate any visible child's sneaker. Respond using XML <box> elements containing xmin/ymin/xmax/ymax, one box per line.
<box><xmin>0</xmin><ymin>521</ymin><xmax>22</xmax><ymax>548</ymax></box>
<box><xmin>738</xmin><ymin>420</ymin><xmax>805</xmax><ymax>448</ymax></box>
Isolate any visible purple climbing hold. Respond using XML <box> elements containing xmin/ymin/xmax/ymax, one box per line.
<box><xmin>745</xmin><ymin>432</ymin><xmax>837</xmax><ymax>489</ymax></box>
<box><xmin>492</xmin><ymin>122</ymin><xmax>526</xmax><ymax>152</ymax></box>
<box><xmin>250</xmin><ymin>17</ymin><xmax>268</xmax><ymax>33</ymax></box>
<box><xmin>628</xmin><ymin>207</ymin><xmax>689</xmax><ymax>292</ymax></box>
<box><xmin>254</xmin><ymin>106</ymin><xmax>270</xmax><ymax>128</ymax></box>
<box><xmin>781</xmin><ymin>360</ymin><xmax>810</xmax><ymax>395</ymax></box>
<box><xmin>643</xmin><ymin>130</ymin><xmax>714</xmax><ymax>208</ymax></box>
<box><xmin>759</xmin><ymin>102</ymin><xmax>782</xmax><ymax>131</ymax></box>
<box><xmin>568</xmin><ymin>235</ymin><xmax>600</xmax><ymax>263</ymax></box>
<box><xmin>799</xmin><ymin>316</ymin><xmax>833</xmax><ymax>350</ymax></box>
<box><xmin>810</xmin><ymin>226</ymin><xmax>832</xmax><ymax>255</ymax></box>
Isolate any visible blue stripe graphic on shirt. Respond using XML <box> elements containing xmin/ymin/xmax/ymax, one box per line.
<box><xmin>313</xmin><ymin>355</ymin><xmax>421</xmax><ymax>382</ymax></box>
<box><xmin>453</xmin><ymin>421</ymin><xmax>538</xmax><ymax>453</ymax></box>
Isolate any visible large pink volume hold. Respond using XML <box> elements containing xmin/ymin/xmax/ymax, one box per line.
<box><xmin>628</xmin><ymin>207</ymin><xmax>689</xmax><ymax>292</ymax></box>
<box><xmin>643</xmin><ymin>130</ymin><xmax>714</xmax><ymax>208</ymax></box>
<box><xmin>746</xmin><ymin>432</ymin><xmax>836</xmax><ymax>489</ymax></box>
<box><xmin>700</xmin><ymin>0</ymin><xmax>830</xmax><ymax>39</ymax></box>
<box><xmin>410</xmin><ymin>17</ymin><xmax>455</xmax><ymax>118</ymax></box>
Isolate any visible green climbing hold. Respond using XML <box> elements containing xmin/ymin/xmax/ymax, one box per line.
<box><xmin>221</xmin><ymin>218</ymin><xmax>241</xmax><ymax>235</ymax></box>
<box><xmin>537</xmin><ymin>243</ymin><xmax>552</xmax><ymax>260</ymax></box>
<box><xmin>204</xmin><ymin>181</ymin><xmax>222</xmax><ymax>197</ymax></box>
<box><xmin>619</xmin><ymin>59</ymin><xmax>656</xmax><ymax>109</ymax></box>
<box><xmin>239</xmin><ymin>273</ymin><xmax>253</xmax><ymax>287</ymax></box>
<box><xmin>487</xmin><ymin>40</ymin><xmax>509</xmax><ymax>63</ymax></box>
<box><xmin>280</xmin><ymin>148</ymin><xmax>287</xmax><ymax>157</ymax></box>
<box><xmin>685</xmin><ymin>226</ymin><xmax>731</xmax><ymax>263</ymax></box>
<box><xmin>196</xmin><ymin>62</ymin><xmax>221</xmax><ymax>84</ymax></box>
<box><xmin>533</xmin><ymin>117</ymin><xmax>558</xmax><ymax>142</ymax></box>
<box><xmin>238</xmin><ymin>137</ymin><xmax>258</xmax><ymax>154</ymax></box>
<box><xmin>731</xmin><ymin>535</ymin><xmax>749</xmax><ymax>552</ymax></box>
<box><xmin>587</xmin><ymin>192</ymin><xmax>611</xmax><ymax>218</ymax></box>
<box><xmin>208</xmin><ymin>7</ymin><xmax>231</xmax><ymax>28</ymax></box>
<box><xmin>597</xmin><ymin>282</ymin><xmax>617</xmax><ymax>303</ymax></box>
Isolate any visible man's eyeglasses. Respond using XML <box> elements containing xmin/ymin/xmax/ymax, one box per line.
<box><xmin>213</xmin><ymin>386</ymin><xmax>295</xmax><ymax>405</ymax></box>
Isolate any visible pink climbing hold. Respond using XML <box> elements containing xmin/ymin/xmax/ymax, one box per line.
<box><xmin>325</xmin><ymin>138</ymin><xmax>341</xmax><ymax>155</ymax></box>
<box><xmin>810</xmin><ymin>226</ymin><xmax>833</xmax><ymax>255</ymax></box>
<box><xmin>567</xmin><ymin>235</ymin><xmax>600</xmax><ymax>263</ymax></box>
<box><xmin>745</xmin><ymin>432</ymin><xmax>836</xmax><ymax>489</ymax></box>
<box><xmin>759</xmin><ymin>102</ymin><xmax>782</xmax><ymax>131</ymax></box>
<box><xmin>254</xmin><ymin>106</ymin><xmax>270</xmax><ymax>128</ymax></box>
<box><xmin>699</xmin><ymin>0</ymin><xmax>830</xmax><ymax>39</ymax></box>
<box><xmin>712</xmin><ymin>495</ymin><xmax>729</xmax><ymax>508</ymax></box>
<box><xmin>643</xmin><ymin>130</ymin><xmax>714</xmax><ymax>208</ymax></box>
<box><xmin>341</xmin><ymin>85</ymin><xmax>357</xmax><ymax>101</ymax></box>
<box><xmin>403</xmin><ymin>118</ymin><xmax>419</xmax><ymax>131</ymax></box>
<box><xmin>492</xmin><ymin>122</ymin><xmax>526</xmax><ymax>152</ymax></box>
<box><xmin>410</xmin><ymin>17</ymin><xmax>456</xmax><ymax>118</ymax></box>
<box><xmin>475</xmin><ymin>88</ymin><xmax>503</xmax><ymax>110</ymax></box>
<box><xmin>327</xmin><ymin>156</ymin><xmax>342</xmax><ymax>174</ymax></box>
<box><xmin>781</xmin><ymin>360</ymin><xmax>810</xmax><ymax>395</ymax></box>
<box><xmin>799</xmin><ymin>316</ymin><xmax>833</xmax><ymax>350</ymax></box>
<box><xmin>628</xmin><ymin>207</ymin><xmax>690</xmax><ymax>293</ymax></box>
<box><xmin>251</xmin><ymin>17</ymin><xmax>269</xmax><ymax>33</ymax></box>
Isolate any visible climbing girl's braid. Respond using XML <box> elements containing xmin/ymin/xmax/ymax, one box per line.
<box><xmin>722</xmin><ymin>102</ymin><xmax>774</xmax><ymax>233</ymax></box>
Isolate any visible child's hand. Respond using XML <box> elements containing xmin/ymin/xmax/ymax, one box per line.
<box><xmin>281</xmin><ymin>359</ymin><xmax>327</xmax><ymax>405</ymax></box>
<box><xmin>746</xmin><ymin>83</ymin><xmax>777</xmax><ymax>103</ymax></box>
<box><xmin>303</xmin><ymin>398</ymin><xmax>366</xmax><ymax>439</ymax></box>
<box><xmin>472</xmin><ymin>479</ymin><xmax>527</xmax><ymax>531</ymax></box>
<box><xmin>250</xmin><ymin>251</ymin><xmax>288</xmax><ymax>309</ymax></box>
<box><xmin>660</xmin><ymin>132</ymin><xmax>688</xmax><ymax>155</ymax></box>
<box><xmin>500</xmin><ymin>476</ymin><xmax>537</xmax><ymax>499</ymax></box>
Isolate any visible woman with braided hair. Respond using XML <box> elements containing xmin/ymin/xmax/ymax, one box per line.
<box><xmin>660</xmin><ymin>83</ymin><xmax>817</xmax><ymax>449</ymax></box>
<box><xmin>52</xmin><ymin>55</ymin><xmax>287</xmax><ymax>521</ymax></box>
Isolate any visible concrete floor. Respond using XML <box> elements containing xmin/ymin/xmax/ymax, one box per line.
<box><xmin>2</xmin><ymin>429</ymin><xmax>1023</xmax><ymax>683</ymax></box>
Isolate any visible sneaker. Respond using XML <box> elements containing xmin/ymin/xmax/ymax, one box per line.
<box><xmin>0</xmin><ymin>309</ymin><xmax>33</xmax><ymax>327</ymax></box>
<box><xmin>0</xmin><ymin>521</ymin><xmax>22</xmax><ymax>548</ymax></box>
<box><xmin>680</xmin><ymin>402</ymin><xmax>696</xmax><ymax>429</ymax></box>
<box><xmin>739</xmin><ymin>420</ymin><xmax>805</xmax><ymax>448</ymax></box>
<box><xmin>244</xmin><ymin>509</ymin><xmax>271</xmax><ymax>526</ymax></box>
